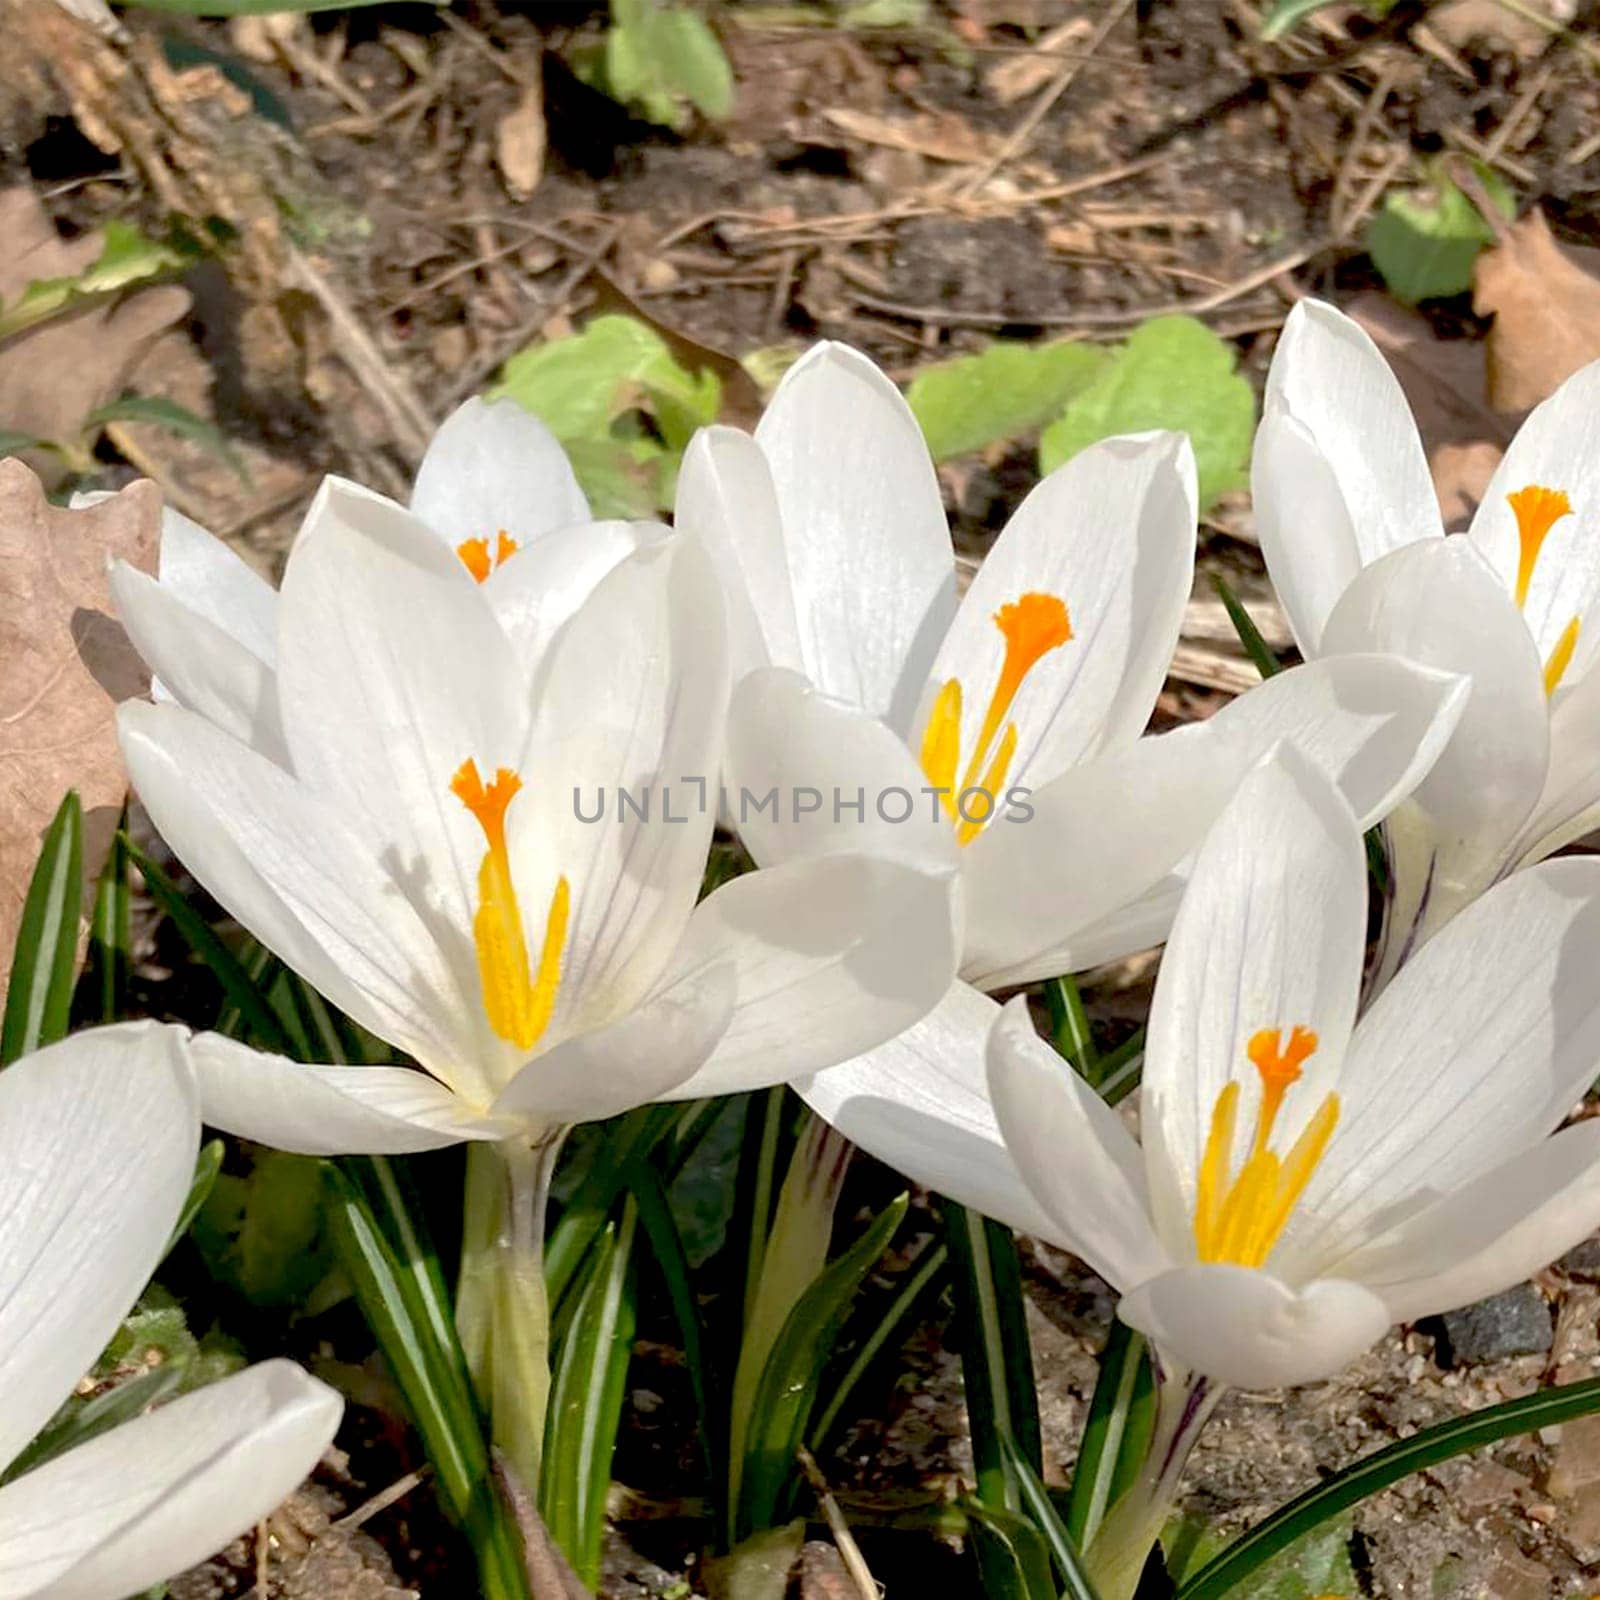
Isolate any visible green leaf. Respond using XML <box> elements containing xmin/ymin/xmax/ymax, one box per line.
<box><xmin>193</xmin><ymin>1149</ymin><xmax>335</xmax><ymax>1307</ymax></box>
<box><xmin>839</xmin><ymin>0</ymin><xmax>930</xmax><ymax>23</ymax></box>
<box><xmin>115</xmin><ymin>0</ymin><xmax>395</xmax><ymax>12</ymax></box>
<box><xmin>1001</xmin><ymin>1437</ymin><xmax>1103</xmax><ymax>1600</ymax></box>
<box><xmin>1210</xmin><ymin>571</ymin><xmax>1284</xmax><ymax>679</ymax></box>
<box><xmin>86</xmin><ymin>395</ymin><xmax>251</xmax><ymax>484</ymax></box>
<box><xmin>0</xmin><ymin>222</ymin><xmax>191</xmax><ymax>342</ymax></box>
<box><xmin>603</xmin><ymin>0</ymin><xmax>735</xmax><ymax>129</ymax></box>
<box><xmin>1175</xmin><ymin>1374</ymin><xmax>1600</xmax><ymax>1600</ymax></box>
<box><xmin>908</xmin><ymin>340</ymin><xmax>1109</xmax><ymax>462</ymax></box>
<box><xmin>1039</xmin><ymin>315</ymin><xmax>1255</xmax><ymax>512</ymax></box>
<box><xmin>739</xmin><ymin>1192</ymin><xmax>909</xmax><ymax>1533</ymax></box>
<box><xmin>542</xmin><ymin>1208</ymin><xmax>638</xmax><ymax>1590</ymax></box>
<box><xmin>1167</xmin><ymin>1514</ymin><xmax>1358</xmax><ymax>1598</ymax></box>
<box><xmin>0</xmin><ymin>430</ymin><xmax>41</xmax><ymax>457</ymax></box>
<box><xmin>4</xmin><ymin>1363</ymin><xmax>187</xmax><ymax>1484</ymax></box>
<box><xmin>1065</xmin><ymin>1322</ymin><xmax>1155</xmax><ymax>1549</ymax></box>
<box><xmin>1367</xmin><ymin>165</ymin><xmax>1516</xmax><ymax>304</ymax></box>
<box><xmin>964</xmin><ymin>1499</ymin><xmax>1060</xmax><ymax>1600</ymax></box>
<box><xmin>167</xmin><ymin>1138</ymin><xmax>225</xmax><ymax>1258</ymax></box>
<box><xmin>83</xmin><ymin>808</ymin><xmax>130</xmax><ymax>1024</ymax></box>
<box><xmin>2</xmin><ymin>791</ymin><xmax>82</xmax><ymax>1066</ymax></box>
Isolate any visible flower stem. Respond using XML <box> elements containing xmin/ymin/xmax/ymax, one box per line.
<box><xmin>1085</xmin><ymin>1368</ymin><xmax>1223</xmax><ymax>1600</ymax></box>
<box><xmin>458</xmin><ymin>1133</ymin><xmax>564</xmax><ymax>1496</ymax></box>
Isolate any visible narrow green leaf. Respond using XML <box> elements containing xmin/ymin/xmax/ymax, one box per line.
<box><xmin>123</xmin><ymin>833</ymin><xmax>293</xmax><ymax>1056</ymax></box>
<box><xmin>86</xmin><ymin>394</ymin><xmax>251</xmax><ymax>484</ymax></box>
<box><xmin>542</xmin><ymin>1207</ymin><xmax>638</xmax><ymax>1590</ymax></box>
<box><xmin>740</xmin><ymin>1192</ymin><xmax>909</xmax><ymax>1533</ymax></box>
<box><xmin>1000</xmin><ymin>1437</ymin><xmax>1102</xmax><ymax>1600</ymax></box>
<box><xmin>115</xmin><ymin>0</ymin><xmax>396</xmax><ymax>12</ymax></box>
<box><xmin>166</xmin><ymin>1138</ymin><xmax>225</xmax><ymax>1258</ymax></box>
<box><xmin>2</xmin><ymin>791</ymin><xmax>82</xmax><ymax>1065</ymax></box>
<box><xmin>3</xmin><ymin>1362</ymin><xmax>187</xmax><ymax>1484</ymax></box>
<box><xmin>1175</xmin><ymin>1375</ymin><xmax>1600</xmax><ymax>1600</ymax></box>
<box><xmin>1210</xmin><ymin>572</ymin><xmax>1284</xmax><ymax>679</ymax></box>
<box><xmin>0</xmin><ymin>430</ymin><xmax>41</xmax><ymax>456</ymax></box>
<box><xmin>1046</xmin><ymin>973</ymin><xmax>1099</xmax><ymax>1083</ymax></box>
<box><xmin>84</xmin><ymin>809</ymin><xmax>130</xmax><ymax>1023</ymax></box>
<box><xmin>0</xmin><ymin>222</ymin><xmax>191</xmax><ymax>341</ymax></box>
<box><xmin>965</xmin><ymin>1498</ymin><xmax>1059</xmax><ymax>1600</ymax></box>
<box><xmin>1065</xmin><ymin>1321</ymin><xmax>1155</xmax><ymax>1548</ymax></box>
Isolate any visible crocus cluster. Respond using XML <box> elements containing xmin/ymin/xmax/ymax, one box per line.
<box><xmin>24</xmin><ymin>299</ymin><xmax>1600</xmax><ymax>1596</ymax></box>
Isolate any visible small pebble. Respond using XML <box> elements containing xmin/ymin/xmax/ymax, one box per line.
<box><xmin>1436</xmin><ymin>1285</ymin><xmax>1553</xmax><ymax>1367</ymax></box>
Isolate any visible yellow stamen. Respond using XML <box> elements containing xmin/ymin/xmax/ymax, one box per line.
<box><xmin>955</xmin><ymin>723</ymin><xmax>1017</xmax><ymax>847</ymax></box>
<box><xmin>1545</xmin><ymin>615</ymin><xmax>1581</xmax><ymax>697</ymax></box>
<box><xmin>456</xmin><ymin>528</ymin><xmax>521</xmax><ymax>585</ymax></box>
<box><xmin>1508</xmin><ymin>484</ymin><xmax>1572</xmax><ymax>607</ymax></box>
<box><xmin>919</xmin><ymin>678</ymin><xmax>963</xmax><ymax>821</ymax></box>
<box><xmin>451</xmin><ymin>758</ymin><xmax>567</xmax><ymax>1050</ymax></box>
<box><xmin>1193</xmin><ymin>1024</ymin><xmax>1337</xmax><ymax>1269</ymax></box>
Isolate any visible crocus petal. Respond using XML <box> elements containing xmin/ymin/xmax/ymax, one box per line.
<box><xmin>675</xmin><ymin>425</ymin><xmax>803</xmax><ymax>683</ymax></box>
<box><xmin>1140</xmin><ymin>746</ymin><xmax>1366</xmax><ymax>1257</ymax></box>
<box><xmin>1119</xmin><ymin>1265</ymin><xmax>1392</xmax><ymax>1391</ymax></box>
<box><xmin>659</xmin><ymin>852</ymin><xmax>961</xmax><ymax>1100</ymax></box>
<box><xmin>754</xmin><ymin>343</ymin><xmax>957</xmax><ymax>728</ymax></box>
<box><xmin>722</xmin><ymin>667</ymin><xmax>957</xmax><ymax>872</ymax></box>
<box><xmin>186</xmin><ymin>1033</ymin><xmax>513</xmax><ymax>1155</ymax></box>
<box><xmin>0</xmin><ymin>1023</ymin><xmax>197</xmax><ymax>1478</ymax></box>
<box><xmin>1320</xmin><ymin>530</ymin><xmax>1548</xmax><ymax>905</ymax></box>
<box><xmin>119</xmin><ymin>701</ymin><xmax>472</xmax><ymax>1084</ymax></box>
<box><xmin>961</xmin><ymin>653</ymin><xmax>1466</xmax><ymax>989</ymax></box>
<box><xmin>409</xmin><ymin>395</ymin><xmax>590</xmax><ymax>553</ymax></box>
<box><xmin>1467</xmin><ymin>358</ymin><xmax>1600</xmax><ymax>673</ymax></box>
<box><xmin>1513</xmin><ymin>660</ymin><xmax>1600</xmax><ymax>866</ymax></box>
<box><xmin>517</xmin><ymin>530</ymin><xmax>729</xmax><ymax>1027</ymax></box>
<box><xmin>1288</xmin><ymin>857</ymin><xmax>1600</xmax><ymax>1273</ymax></box>
<box><xmin>156</xmin><ymin>507</ymin><xmax>278</xmax><ymax>666</ymax></box>
<box><xmin>1262</xmin><ymin>299</ymin><xmax>1442</xmax><ymax>563</ymax></box>
<box><xmin>1339</xmin><ymin>1119</ymin><xmax>1600</xmax><ymax>1325</ymax></box>
<box><xmin>796</xmin><ymin>982</ymin><xmax>1061</xmax><ymax>1240</ymax></box>
<box><xmin>987</xmin><ymin>997</ymin><xmax>1170</xmax><ymax>1290</ymax></box>
<box><xmin>492</xmin><ymin>961</ymin><xmax>735</xmax><ymax>1128</ymax></box>
<box><xmin>110</xmin><ymin>561</ymin><xmax>285</xmax><ymax>762</ymax></box>
<box><xmin>0</xmin><ymin>1360</ymin><xmax>341</xmax><ymax>1600</ymax></box>
<box><xmin>922</xmin><ymin>433</ymin><xmax>1196</xmax><ymax>790</ymax></box>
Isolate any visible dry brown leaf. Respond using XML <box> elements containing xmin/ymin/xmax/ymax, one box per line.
<box><xmin>820</xmin><ymin>106</ymin><xmax>997</xmax><ymax>164</ymax></box>
<box><xmin>496</xmin><ymin>81</ymin><xmax>546</xmax><ymax>202</ymax></box>
<box><xmin>1474</xmin><ymin>209</ymin><xmax>1600</xmax><ymax>414</ymax></box>
<box><xmin>984</xmin><ymin>17</ymin><xmax>1093</xmax><ymax>105</ymax></box>
<box><xmin>0</xmin><ymin>187</ymin><xmax>190</xmax><ymax>487</ymax></box>
<box><xmin>0</xmin><ymin>460</ymin><xmax>158</xmax><ymax>994</ymax></box>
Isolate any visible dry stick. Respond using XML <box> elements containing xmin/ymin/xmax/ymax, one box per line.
<box><xmin>1481</xmin><ymin>60</ymin><xmax>1556</xmax><ymax>165</ymax></box>
<box><xmin>1330</xmin><ymin>63</ymin><xmax>1398</xmax><ymax>237</ymax></box>
<box><xmin>796</xmin><ymin>1445</ymin><xmax>881</xmax><ymax>1600</ymax></box>
<box><xmin>332</xmin><ymin>1467</ymin><xmax>430</xmax><ymax>1532</ymax></box>
<box><xmin>954</xmin><ymin>0</ymin><xmax>1137</xmax><ymax>199</ymax></box>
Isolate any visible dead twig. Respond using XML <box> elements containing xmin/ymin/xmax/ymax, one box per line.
<box><xmin>797</xmin><ymin>1446</ymin><xmax>881</xmax><ymax>1600</ymax></box>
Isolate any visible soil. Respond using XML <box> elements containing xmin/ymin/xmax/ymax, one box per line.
<box><xmin>6</xmin><ymin>0</ymin><xmax>1600</xmax><ymax>1594</ymax></box>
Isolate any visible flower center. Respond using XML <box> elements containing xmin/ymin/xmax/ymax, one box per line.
<box><xmin>457</xmin><ymin>530</ymin><xmax>520</xmax><ymax>584</ymax></box>
<box><xmin>1508</xmin><ymin>484</ymin><xmax>1580</xmax><ymax>695</ymax></box>
<box><xmin>918</xmin><ymin>592</ymin><xmax>1072</xmax><ymax>846</ymax></box>
<box><xmin>451</xmin><ymin>758</ymin><xmax>568</xmax><ymax>1050</ymax></box>
<box><xmin>1193</xmin><ymin>1025</ymin><xmax>1338</xmax><ymax>1268</ymax></box>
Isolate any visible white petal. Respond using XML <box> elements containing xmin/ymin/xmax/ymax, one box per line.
<box><xmin>1140</xmin><ymin>745</ymin><xmax>1366</xmax><ymax>1258</ymax></box>
<box><xmin>119</xmin><ymin>701</ymin><xmax>472</xmax><ymax>1085</ymax></box>
<box><xmin>1321</xmin><ymin>536</ymin><xmax>1549</xmax><ymax>941</ymax></box>
<box><xmin>277</xmin><ymin>477</ymin><xmax>524</xmax><ymax>944</ymax></box>
<box><xmin>492</xmin><ymin>961</ymin><xmax>734</xmax><ymax>1129</ymax></box>
<box><xmin>797</xmin><ymin>982</ymin><xmax>1060</xmax><ymax>1238</ymax></box>
<box><xmin>1341</xmin><ymin>1119</ymin><xmax>1600</xmax><ymax>1324</ymax></box>
<box><xmin>1514</xmin><ymin>660</ymin><xmax>1600</xmax><ymax>865</ymax></box>
<box><xmin>1263</xmin><ymin>300</ymin><xmax>1443</xmax><ymax>564</ymax></box>
<box><xmin>0</xmin><ymin>1361</ymin><xmax>340</xmax><ymax>1600</ymax></box>
<box><xmin>157</xmin><ymin>507</ymin><xmax>278</xmax><ymax>666</ymax></box>
<box><xmin>754</xmin><ymin>343</ymin><xmax>957</xmax><ymax>727</ymax></box>
<box><xmin>410</xmin><ymin>395</ymin><xmax>590</xmax><ymax>552</ymax></box>
<box><xmin>1119</xmin><ymin>1265</ymin><xmax>1391</xmax><ymax>1390</ymax></box>
<box><xmin>988</xmin><ymin>997</ymin><xmax>1169</xmax><ymax>1290</ymax></box>
<box><xmin>187</xmin><ymin>1033</ymin><xmax>512</xmax><ymax>1155</ymax></box>
<box><xmin>659</xmin><ymin>852</ymin><xmax>961</xmax><ymax>1100</ymax></box>
<box><xmin>1289</xmin><ymin>857</ymin><xmax>1600</xmax><ymax>1272</ymax></box>
<box><xmin>110</xmin><ymin>561</ymin><xmax>285</xmax><ymax>762</ymax></box>
<box><xmin>0</xmin><ymin>1024</ymin><xmax>197</xmax><ymax>1477</ymax></box>
<box><xmin>922</xmin><ymin>432</ymin><xmax>1196</xmax><ymax>790</ymax></box>
<box><xmin>961</xmin><ymin>653</ymin><xmax>1465</xmax><ymax>988</ymax></box>
<box><xmin>518</xmin><ymin>530</ymin><xmax>728</xmax><ymax>1028</ymax></box>
<box><xmin>722</xmin><ymin>667</ymin><xmax>957</xmax><ymax>871</ymax></box>
<box><xmin>675</xmin><ymin>425</ymin><xmax>803</xmax><ymax>683</ymax></box>
<box><xmin>1467</xmin><ymin>359</ymin><xmax>1600</xmax><ymax>671</ymax></box>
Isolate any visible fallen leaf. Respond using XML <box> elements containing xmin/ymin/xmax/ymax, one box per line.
<box><xmin>0</xmin><ymin>187</ymin><xmax>190</xmax><ymax>486</ymax></box>
<box><xmin>1428</xmin><ymin>0</ymin><xmax>1560</xmax><ymax>58</ymax></box>
<box><xmin>1474</xmin><ymin>208</ymin><xmax>1600</xmax><ymax>413</ymax></box>
<box><xmin>496</xmin><ymin>80</ymin><xmax>546</xmax><ymax>201</ymax></box>
<box><xmin>0</xmin><ymin>460</ymin><xmax>159</xmax><ymax>994</ymax></box>
<box><xmin>984</xmin><ymin>17</ymin><xmax>1092</xmax><ymax>105</ymax></box>
<box><xmin>821</xmin><ymin>106</ymin><xmax>997</xmax><ymax>164</ymax></box>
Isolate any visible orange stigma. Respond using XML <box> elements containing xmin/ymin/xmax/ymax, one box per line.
<box><xmin>451</xmin><ymin>758</ymin><xmax>568</xmax><ymax>1051</ymax></box>
<box><xmin>456</xmin><ymin>529</ymin><xmax>520</xmax><ymax>584</ymax></box>
<box><xmin>918</xmin><ymin>591</ymin><xmax>1072</xmax><ymax>846</ymax></box>
<box><xmin>1193</xmin><ymin>1023</ymin><xmax>1337</xmax><ymax>1268</ymax></box>
<box><xmin>1508</xmin><ymin>484</ymin><xmax>1571</xmax><ymax>607</ymax></box>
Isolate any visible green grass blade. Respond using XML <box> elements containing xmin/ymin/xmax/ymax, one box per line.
<box><xmin>542</xmin><ymin>1206</ymin><xmax>638</xmax><ymax>1590</ymax></box>
<box><xmin>740</xmin><ymin>1192</ymin><xmax>910</xmax><ymax>1535</ymax></box>
<box><xmin>1064</xmin><ymin>1321</ymin><xmax>1155</xmax><ymax>1548</ymax></box>
<box><xmin>1175</xmin><ymin>1374</ymin><xmax>1600</xmax><ymax>1600</ymax></box>
<box><xmin>2</xmin><ymin>791</ymin><xmax>82</xmax><ymax>1064</ymax></box>
<box><xmin>4</xmin><ymin>1362</ymin><xmax>187</xmax><ymax>1483</ymax></box>
<box><xmin>84</xmin><ymin>807</ymin><xmax>130</xmax><ymax>1023</ymax></box>
<box><xmin>1210</xmin><ymin>572</ymin><xmax>1284</xmax><ymax>679</ymax></box>
<box><xmin>1046</xmin><ymin>974</ymin><xmax>1099</xmax><ymax>1084</ymax></box>
<box><xmin>944</xmin><ymin>1201</ymin><xmax>1043</xmax><ymax>1508</ymax></box>
<box><xmin>165</xmin><ymin>1138</ymin><xmax>225</xmax><ymax>1257</ymax></box>
<box><xmin>965</xmin><ymin>1498</ymin><xmax>1059</xmax><ymax>1600</ymax></box>
<box><xmin>1000</xmin><ymin>1436</ymin><xmax>1102</xmax><ymax>1600</ymax></box>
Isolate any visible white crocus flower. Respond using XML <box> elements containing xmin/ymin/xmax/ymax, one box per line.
<box><xmin>986</xmin><ymin>746</ymin><xmax>1600</xmax><ymax>1597</ymax></box>
<box><xmin>1255</xmin><ymin>298</ymin><xmax>1600</xmax><ymax>978</ymax></box>
<box><xmin>677</xmin><ymin>342</ymin><xmax>1468</xmax><ymax>1231</ymax></box>
<box><xmin>0</xmin><ymin>1023</ymin><xmax>340</xmax><ymax>1600</ymax></box>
